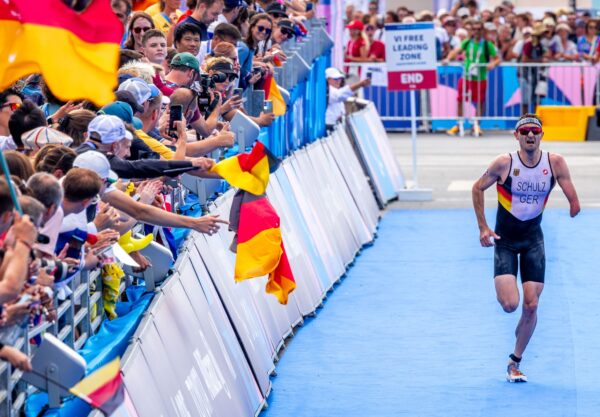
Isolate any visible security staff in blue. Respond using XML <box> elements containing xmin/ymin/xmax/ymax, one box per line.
<box><xmin>472</xmin><ymin>113</ymin><xmax>580</xmax><ymax>383</ymax></box>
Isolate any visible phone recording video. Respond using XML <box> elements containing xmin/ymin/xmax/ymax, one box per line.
<box><xmin>168</xmin><ymin>104</ymin><xmax>183</xmax><ymax>138</ymax></box>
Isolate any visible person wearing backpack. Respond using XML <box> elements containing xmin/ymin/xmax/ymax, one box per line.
<box><xmin>443</xmin><ymin>19</ymin><xmax>501</xmax><ymax>136</ymax></box>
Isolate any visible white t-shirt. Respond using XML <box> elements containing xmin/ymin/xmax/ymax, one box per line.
<box><xmin>35</xmin><ymin>206</ymin><xmax>64</xmax><ymax>256</ymax></box>
<box><xmin>326</xmin><ymin>85</ymin><xmax>355</xmax><ymax>125</ymax></box>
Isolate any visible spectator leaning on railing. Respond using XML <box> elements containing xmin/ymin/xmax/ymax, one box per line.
<box><xmin>324</xmin><ymin>67</ymin><xmax>370</xmax><ymax>131</ymax></box>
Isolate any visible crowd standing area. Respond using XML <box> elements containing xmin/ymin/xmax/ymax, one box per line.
<box><xmin>342</xmin><ymin>1</ymin><xmax>600</xmax><ymax>136</ymax></box>
<box><xmin>0</xmin><ymin>0</ymin><xmax>321</xmax><ymax>413</ymax></box>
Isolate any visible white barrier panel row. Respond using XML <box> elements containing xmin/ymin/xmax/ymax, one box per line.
<box><xmin>117</xmin><ymin>123</ymin><xmax>399</xmax><ymax>416</ymax></box>
<box><xmin>346</xmin><ymin>101</ymin><xmax>405</xmax><ymax>206</ymax></box>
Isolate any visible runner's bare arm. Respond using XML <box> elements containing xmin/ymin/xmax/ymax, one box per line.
<box><xmin>472</xmin><ymin>155</ymin><xmax>510</xmax><ymax>246</ymax></box>
<box><xmin>550</xmin><ymin>153</ymin><xmax>580</xmax><ymax>217</ymax></box>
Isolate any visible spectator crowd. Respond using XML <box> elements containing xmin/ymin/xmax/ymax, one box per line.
<box><xmin>344</xmin><ymin>0</ymin><xmax>600</xmax><ymax>64</ymax></box>
<box><xmin>0</xmin><ymin>0</ymin><xmax>315</xmax><ymax>373</ymax></box>
<box><xmin>342</xmin><ymin>0</ymin><xmax>600</xmax><ymax>136</ymax></box>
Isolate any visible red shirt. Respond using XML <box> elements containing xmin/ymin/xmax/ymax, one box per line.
<box><xmin>368</xmin><ymin>40</ymin><xmax>386</xmax><ymax>61</ymax></box>
<box><xmin>346</xmin><ymin>37</ymin><xmax>366</xmax><ymax>62</ymax></box>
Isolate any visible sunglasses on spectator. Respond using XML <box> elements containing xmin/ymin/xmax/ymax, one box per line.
<box><xmin>217</xmin><ymin>72</ymin><xmax>238</xmax><ymax>82</ymax></box>
<box><xmin>1</xmin><ymin>102</ymin><xmax>21</xmax><ymax>111</ymax></box>
<box><xmin>281</xmin><ymin>28</ymin><xmax>295</xmax><ymax>39</ymax></box>
<box><xmin>518</xmin><ymin>127</ymin><xmax>542</xmax><ymax>135</ymax></box>
<box><xmin>257</xmin><ymin>25</ymin><xmax>272</xmax><ymax>35</ymax></box>
<box><xmin>365</xmin><ymin>25</ymin><xmax>375</xmax><ymax>31</ymax></box>
<box><xmin>133</xmin><ymin>26</ymin><xmax>151</xmax><ymax>34</ymax></box>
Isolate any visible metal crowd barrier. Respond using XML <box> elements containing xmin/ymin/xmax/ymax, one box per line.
<box><xmin>345</xmin><ymin>61</ymin><xmax>600</xmax><ymax>134</ymax></box>
<box><xmin>0</xmin><ymin>18</ymin><xmax>334</xmax><ymax>417</ymax></box>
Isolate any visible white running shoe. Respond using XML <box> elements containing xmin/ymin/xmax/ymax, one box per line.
<box><xmin>506</xmin><ymin>362</ymin><xmax>527</xmax><ymax>383</ymax></box>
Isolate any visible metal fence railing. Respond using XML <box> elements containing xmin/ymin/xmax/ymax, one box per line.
<box><xmin>345</xmin><ymin>62</ymin><xmax>600</xmax><ymax>134</ymax></box>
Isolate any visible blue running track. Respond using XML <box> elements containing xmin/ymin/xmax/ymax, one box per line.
<box><xmin>263</xmin><ymin>209</ymin><xmax>600</xmax><ymax>417</ymax></box>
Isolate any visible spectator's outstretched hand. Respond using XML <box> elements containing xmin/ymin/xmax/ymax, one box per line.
<box><xmin>0</xmin><ymin>345</ymin><xmax>32</xmax><ymax>372</ymax></box>
<box><xmin>192</xmin><ymin>215</ymin><xmax>228</xmax><ymax>235</ymax></box>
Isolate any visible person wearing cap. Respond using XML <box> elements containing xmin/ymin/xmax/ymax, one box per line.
<box><xmin>75</xmin><ymin>115</ymin><xmax>214</xmax><ymax>180</ymax></box>
<box><xmin>164</xmin><ymin>53</ymin><xmax>227</xmax><ymax>137</ymax></box>
<box><xmin>205</xmin><ymin>57</ymin><xmax>275</xmax><ymax>127</ymax></box>
<box><xmin>551</xmin><ymin>23</ymin><xmax>578</xmax><ymax>61</ymax></box>
<box><xmin>21</xmin><ymin>127</ymin><xmax>73</xmax><ymax>155</ymax></box>
<box><xmin>265</xmin><ymin>2</ymin><xmax>287</xmax><ymax>22</ymax></box>
<box><xmin>271</xmin><ymin>19</ymin><xmax>296</xmax><ymax>47</ymax></box>
<box><xmin>540</xmin><ymin>18</ymin><xmax>556</xmax><ymax>50</ymax></box>
<box><xmin>443</xmin><ymin>16</ymin><xmax>461</xmax><ymax>50</ymax></box>
<box><xmin>207</xmin><ymin>0</ymin><xmax>245</xmax><ymax>35</ymax></box>
<box><xmin>7</xmin><ymin>100</ymin><xmax>47</xmax><ymax>151</ymax></box>
<box><xmin>117</xmin><ymin>77</ymin><xmax>161</xmax><ymax>114</ymax></box>
<box><xmin>345</xmin><ymin>19</ymin><xmax>367</xmax><ymax>63</ymax></box>
<box><xmin>472</xmin><ymin>112</ymin><xmax>580</xmax><ymax>384</ymax></box>
<box><xmin>324</xmin><ymin>67</ymin><xmax>370</xmax><ymax>130</ymax></box>
<box><xmin>76</xmin><ymin>150</ymin><xmax>229</xmax><ymax>237</ymax></box>
<box><xmin>180</xmin><ymin>0</ymin><xmax>225</xmax><ymax>42</ymax></box>
<box><xmin>164</xmin><ymin>52</ymin><xmax>200</xmax><ymax>94</ymax></box>
<box><xmin>443</xmin><ymin>18</ymin><xmax>500</xmax><ymax>136</ymax></box>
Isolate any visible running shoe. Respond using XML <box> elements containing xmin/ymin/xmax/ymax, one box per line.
<box><xmin>446</xmin><ymin>125</ymin><xmax>459</xmax><ymax>136</ymax></box>
<box><xmin>473</xmin><ymin>125</ymin><xmax>483</xmax><ymax>137</ymax></box>
<box><xmin>506</xmin><ymin>362</ymin><xmax>527</xmax><ymax>383</ymax></box>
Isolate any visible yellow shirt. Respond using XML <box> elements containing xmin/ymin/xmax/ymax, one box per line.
<box><xmin>135</xmin><ymin>129</ymin><xmax>175</xmax><ymax>160</ymax></box>
<box><xmin>149</xmin><ymin>9</ymin><xmax>183</xmax><ymax>34</ymax></box>
<box><xmin>144</xmin><ymin>3</ymin><xmax>161</xmax><ymax>16</ymax></box>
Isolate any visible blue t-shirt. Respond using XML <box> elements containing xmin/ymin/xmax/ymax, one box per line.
<box><xmin>181</xmin><ymin>15</ymin><xmax>209</xmax><ymax>41</ymax></box>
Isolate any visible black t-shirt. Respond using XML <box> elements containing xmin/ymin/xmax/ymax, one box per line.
<box><xmin>181</xmin><ymin>16</ymin><xmax>209</xmax><ymax>41</ymax></box>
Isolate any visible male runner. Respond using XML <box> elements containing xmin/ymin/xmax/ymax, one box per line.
<box><xmin>472</xmin><ymin>113</ymin><xmax>580</xmax><ymax>382</ymax></box>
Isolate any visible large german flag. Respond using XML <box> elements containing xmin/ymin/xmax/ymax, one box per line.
<box><xmin>70</xmin><ymin>358</ymin><xmax>125</xmax><ymax>415</ymax></box>
<box><xmin>229</xmin><ymin>190</ymin><xmax>296</xmax><ymax>304</ymax></box>
<box><xmin>0</xmin><ymin>0</ymin><xmax>123</xmax><ymax>106</ymax></box>
<box><xmin>210</xmin><ymin>141</ymin><xmax>280</xmax><ymax>196</ymax></box>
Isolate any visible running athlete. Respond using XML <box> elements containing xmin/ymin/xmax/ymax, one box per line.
<box><xmin>472</xmin><ymin>113</ymin><xmax>580</xmax><ymax>383</ymax></box>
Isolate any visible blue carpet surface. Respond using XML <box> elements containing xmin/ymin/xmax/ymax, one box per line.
<box><xmin>263</xmin><ymin>209</ymin><xmax>600</xmax><ymax>417</ymax></box>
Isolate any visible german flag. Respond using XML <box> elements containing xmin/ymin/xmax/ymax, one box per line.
<box><xmin>210</xmin><ymin>141</ymin><xmax>280</xmax><ymax>196</ymax></box>
<box><xmin>0</xmin><ymin>0</ymin><xmax>123</xmax><ymax>106</ymax></box>
<box><xmin>229</xmin><ymin>190</ymin><xmax>296</xmax><ymax>304</ymax></box>
<box><xmin>264</xmin><ymin>75</ymin><xmax>286</xmax><ymax>117</ymax></box>
<box><xmin>70</xmin><ymin>358</ymin><xmax>125</xmax><ymax>415</ymax></box>
<box><xmin>497</xmin><ymin>183</ymin><xmax>512</xmax><ymax>212</ymax></box>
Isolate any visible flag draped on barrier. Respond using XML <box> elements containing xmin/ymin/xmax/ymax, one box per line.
<box><xmin>69</xmin><ymin>358</ymin><xmax>125</xmax><ymax>415</ymax></box>
<box><xmin>209</xmin><ymin>141</ymin><xmax>279</xmax><ymax>195</ymax></box>
<box><xmin>211</xmin><ymin>142</ymin><xmax>296</xmax><ymax>304</ymax></box>
<box><xmin>0</xmin><ymin>0</ymin><xmax>123</xmax><ymax>106</ymax></box>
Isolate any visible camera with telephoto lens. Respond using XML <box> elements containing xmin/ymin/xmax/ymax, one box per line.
<box><xmin>191</xmin><ymin>73</ymin><xmax>228</xmax><ymax>117</ymax></box>
<box><xmin>40</xmin><ymin>258</ymin><xmax>76</xmax><ymax>282</ymax></box>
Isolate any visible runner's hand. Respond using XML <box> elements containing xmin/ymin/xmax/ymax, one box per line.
<box><xmin>479</xmin><ymin>226</ymin><xmax>500</xmax><ymax>247</ymax></box>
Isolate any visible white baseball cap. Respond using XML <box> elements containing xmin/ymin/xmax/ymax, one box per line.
<box><xmin>87</xmin><ymin>115</ymin><xmax>133</xmax><ymax>144</ymax></box>
<box><xmin>73</xmin><ymin>151</ymin><xmax>118</xmax><ymax>182</ymax></box>
<box><xmin>325</xmin><ymin>67</ymin><xmax>345</xmax><ymax>79</ymax></box>
<box><xmin>117</xmin><ymin>77</ymin><xmax>160</xmax><ymax>106</ymax></box>
<box><xmin>22</xmin><ymin>127</ymin><xmax>73</xmax><ymax>150</ymax></box>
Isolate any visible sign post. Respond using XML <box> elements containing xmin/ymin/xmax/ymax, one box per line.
<box><xmin>385</xmin><ymin>22</ymin><xmax>435</xmax><ymax>201</ymax></box>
